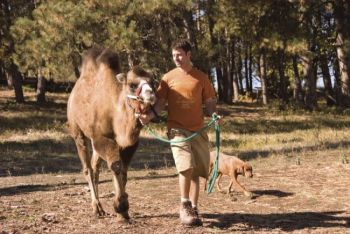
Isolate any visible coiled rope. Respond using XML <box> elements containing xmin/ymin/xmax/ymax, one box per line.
<box><xmin>144</xmin><ymin>114</ymin><xmax>221</xmax><ymax>194</ymax></box>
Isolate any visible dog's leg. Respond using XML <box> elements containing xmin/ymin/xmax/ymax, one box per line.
<box><xmin>227</xmin><ymin>179</ymin><xmax>233</xmax><ymax>194</ymax></box>
<box><xmin>204</xmin><ymin>164</ymin><xmax>214</xmax><ymax>191</ymax></box>
<box><xmin>216</xmin><ymin>173</ymin><xmax>223</xmax><ymax>192</ymax></box>
<box><xmin>232</xmin><ymin>173</ymin><xmax>252</xmax><ymax>197</ymax></box>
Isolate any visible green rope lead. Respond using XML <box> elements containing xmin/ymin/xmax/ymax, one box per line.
<box><xmin>144</xmin><ymin>114</ymin><xmax>221</xmax><ymax>194</ymax></box>
<box><xmin>144</xmin><ymin>115</ymin><xmax>217</xmax><ymax>144</ymax></box>
<box><xmin>206</xmin><ymin>117</ymin><xmax>220</xmax><ymax>194</ymax></box>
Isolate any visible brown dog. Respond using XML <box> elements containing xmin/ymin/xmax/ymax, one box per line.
<box><xmin>206</xmin><ymin>151</ymin><xmax>253</xmax><ymax>197</ymax></box>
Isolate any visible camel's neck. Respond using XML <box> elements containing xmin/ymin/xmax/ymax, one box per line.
<box><xmin>114</xmin><ymin>91</ymin><xmax>142</xmax><ymax>148</ymax></box>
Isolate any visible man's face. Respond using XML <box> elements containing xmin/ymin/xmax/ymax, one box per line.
<box><xmin>172</xmin><ymin>48</ymin><xmax>191</xmax><ymax>68</ymax></box>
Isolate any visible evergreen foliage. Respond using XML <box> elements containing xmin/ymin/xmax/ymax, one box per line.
<box><xmin>0</xmin><ymin>0</ymin><xmax>349</xmax><ymax>108</ymax></box>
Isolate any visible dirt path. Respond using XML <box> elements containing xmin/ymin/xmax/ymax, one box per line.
<box><xmin>1</xmin><ymin>89</ymin><xmax>349</xmax><ymax>233</ymax></box>
<box><xmin>1</xmin><ymin>152</ymin><xmax>349</xmax><ymax>233</ymax></box>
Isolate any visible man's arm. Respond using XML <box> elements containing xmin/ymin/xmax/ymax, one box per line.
<box><xmin>139</xmin><ymin>98</ymin><xmax>167</xmax><ymax>125</ymax></box>
<box><xmin>204</xmin><ymin>98</ymin><xmax>217</xmax><ymax>117</ymax></box>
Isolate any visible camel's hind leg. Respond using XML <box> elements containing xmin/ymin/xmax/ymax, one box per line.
<box><xmin>91</xmin><ymin>147</ymin><xmax>102</xmax><ymax>198</ymax></box>
<box><xmin>73</xmin><ymin>130</ymin><xmax>105</xmax><ymax>216</ymax></box>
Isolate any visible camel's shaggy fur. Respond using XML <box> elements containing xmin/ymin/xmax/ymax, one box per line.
<box><xmin>67</xmin><ymin>47</ymin><xmax>155</xmax><ymax>222</ymax></box>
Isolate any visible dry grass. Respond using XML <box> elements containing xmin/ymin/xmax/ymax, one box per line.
<box><xmin>0</xmin><ymin>87</ymin><xmax>349</xmax><ymax>233</ymax></box>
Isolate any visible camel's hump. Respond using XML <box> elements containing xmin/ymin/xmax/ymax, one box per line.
<box><xmin>82</xmin><ymin>46</ymin><xmax>121</xmax><ymax>74</ymax></box>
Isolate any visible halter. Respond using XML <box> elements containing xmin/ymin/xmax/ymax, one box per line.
<box><xmin>126</xmin><ymin>82</ymin><xmax>151</xmax><ymax>115</ymax></box>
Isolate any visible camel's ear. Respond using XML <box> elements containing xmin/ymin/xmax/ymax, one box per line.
<box><xmin>116</xmin><ymin>73</ymin><xmax>126</xmax><ymax>83</ymax></box>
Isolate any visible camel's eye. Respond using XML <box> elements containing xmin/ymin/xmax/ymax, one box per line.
<box><xmin>129</xmin><ymin>83</ymin><xmax>138</xmax><ymax>91</ymax></box>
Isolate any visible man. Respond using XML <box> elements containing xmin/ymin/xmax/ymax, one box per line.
<box><xmin>139</xmin><ymin>39</ymin><xmax>217</xmax><ymax>226</ymax></box>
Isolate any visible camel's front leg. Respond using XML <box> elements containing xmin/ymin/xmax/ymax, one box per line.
<box><xmin>93</xmin><ymin>136</ymin><xmax>130</xmax><ymax>223</ymax></box>
<box><xmin>109</xmin><ymin>143</ymin><xmax>139</xmax><ymax>222</ymax></box>
<box><xmin>74</xmin><ymin>133</ymin><xmax>105</xmax><ymax>216</ymax></box>
<box><xmin>110</xmin><ymin>160</ymin><xmax>130</xmax><ymax>223</ymax></box>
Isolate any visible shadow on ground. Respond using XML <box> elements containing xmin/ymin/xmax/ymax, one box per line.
<box><xmin>0</xmin><ymin>172</ymin><xmax>178</xmax><ymax>196</ymax></box>
<box><xmin>221</xmin><ymin>139</ymin><xmax>350</xmax><ymax>161</ymax></box>
<box><xmin>251</xmin><ymin>189</ymin><xmax>294</xmax><ymax>198</ymax></box>
<box><xmin>0</xmin><ymin>136</ymin><xmax>172</xmax><ymax>177</ymax></box>
<box><xmin>203</xmin><ymin>211</ymin><xmax>350</xmax><ymax>231</ymax></box>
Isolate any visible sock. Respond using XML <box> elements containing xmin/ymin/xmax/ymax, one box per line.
<box><xmin>181</xmin><ymin>198</ymin><xmax>190</xmax><ymax>203</ymax></box>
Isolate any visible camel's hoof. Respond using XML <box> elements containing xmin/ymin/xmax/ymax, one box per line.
<box><xmin>92</xmin><ymin>203</ymin><xmax>106</xmax><ymax>217</ymax></box>
<box><xmin>93</xmin><ymin>210</ymin><xmax>106</xmax><ymax>218</ymax></box>
<box><xmin>116</xmin><ymin>213</ymin><xmax>130</xmax><ymax>224</ymax></box>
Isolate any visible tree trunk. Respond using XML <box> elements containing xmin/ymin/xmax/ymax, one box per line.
<box><xmin>36</xmin><ymin>74</ymin><xmax>47</xmax><ymax>105</ymax></box>
<box><xmin>333</xmin><ymin>56</ymin><xmax>342</xmax><ymax>105</ymax></box>
<box><xmin>183</xmin><ymin>9</ymin><xmax>197</xmax><ymax>50</ymax></box>
<box><xmin>335</xmin><ymin>33</ymin><xmax>350</xmax><ymax>106</ymax></box>
<box><xmin>277</xmin><ymin>49</ymin><xmax>288</xmax><ymax>107</ymax></box>
<box><xmin>223</xmin><ymin>37</ymin><xmax>233</xmax><ymax>104</ymax></box>
<box><xmin>237</xmin><ymin>48</ymin><xmax>244</xmax><ymax>94</ymax></box>
<box><xmin>222</xmin><ymin>62</ymin><xmax>229</xmax><ymax>103</ymax></box>
<box><xmin>244</xmin><ymin>45</ymin><xmax>250</xmax><ymax>95</ymax></box>
<box><xmin>216</xmin><ymin>67</ymin><xmax>224</xmax><ymax>102</ymax></box>
<box><xmin>9</xmin><ymin>64</ymin><xmax>25</xmax><ymax>103</ymax></box>
<box><xmin>248</xmin><ymin>45</ymin><xmax>253</xmax><ymax>94</ymax></box>
<box><xmin>1</xmin><ymin>62</ymin><xmax>12</xmax><ymax>88</ymax></box>
<box><xmin>320</xmin><ymin>53</ymin><xmax>335</xmax><ymax>106</ymax></box>
<box><xmin>231</xmin><ymin>40</ymin><xmax>239</xmax><ymax>102</ymax></box>
<box><xmin>334</xmin><ymin>0</ymin><xmax>350</xmax><ymax>107</ymax></box>
<box><xmin>259</xmin><ymin>48</ymin><xmax>268</xmax><ymax>105</ymax></box>
<box><xmin>292</xmin><ymin>55</ymin><xmax>304</xmax><ymax>105</ymax></box>
<box><xmin>5</xmin><ymin>71</ymin><xmax>13</xmax><ymax>89</ymax></box>
<box><xmin>206</xmin><ymin>0</ymin><xmax>219</xmax><ymax>65</ymax></box>
<box><xmin>301</xmin><ymin>54</ymin><xmax>317</xmax><ymax>111</ymax></box>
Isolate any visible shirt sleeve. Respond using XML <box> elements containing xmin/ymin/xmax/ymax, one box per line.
<box><xmin>156</xmin><ymin>75</ymin><xmax>169</xmax><ymax>100</ymax></box>
<box><xmin>202</xmin><ymin>75</ymin><xmax>216</xmax><ymax>102</ymax></box>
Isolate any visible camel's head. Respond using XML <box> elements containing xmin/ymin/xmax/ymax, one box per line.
<box><xmin>116</xmin><ymin>66</ymin><xmax>156</xmax><ymax>113</ymax></box>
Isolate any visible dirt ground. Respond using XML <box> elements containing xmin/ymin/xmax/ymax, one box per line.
<box><xmin>1</xmin><ymin>88</ymin><xmax>350</xmax><ymax>233</ymax></box>
<box><xmin>1</xmin><ymin>151</ymin><xmax>349</xmax><ymax>234</ymax></box>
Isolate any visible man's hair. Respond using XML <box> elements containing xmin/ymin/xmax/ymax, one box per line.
<box><xmin>171</xmin><ymin>39</ymin><xmax>192</xmax><ymax>53</ymax></box>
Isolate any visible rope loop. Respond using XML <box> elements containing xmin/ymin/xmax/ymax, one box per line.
<box><xmin>144</xmin><ymin>113</ymin><xmax>221</xmax><ymax>194</ymax></box>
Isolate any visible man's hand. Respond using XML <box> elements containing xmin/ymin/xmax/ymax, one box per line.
<box><xmin>138</xmin><ymin>111</ymin><xmax>155</xmax><ymax>125</ymax></box>
<box><xmin>138</xmin><ymin>98</ymin><xmax>166</xmax><ymax>125</ymax></box>
<box><xmin>212</xmin><ymin>112</ymin><xmax>223</xmax><ymax>125</ymax></box>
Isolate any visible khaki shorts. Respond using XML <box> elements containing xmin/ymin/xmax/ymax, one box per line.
<box><xmin>168</xmin><ymin>128</ymin><xmax>210</xmax><ymax>179</ymax></box>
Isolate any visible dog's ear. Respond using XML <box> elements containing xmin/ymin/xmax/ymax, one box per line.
<box><xmin>244</xmin><ymin>164</ymin><xmax>253</xmax><ymax>177</ymax></box>
<box><xmin>238</xmin><ymin>166</ymin><xmax>245</xmax><ymax>175</ymax></box>
<box><xmin>245</xmin><ymin>164</ymin><xmax>252</xmax><ymax>171</ymax></box>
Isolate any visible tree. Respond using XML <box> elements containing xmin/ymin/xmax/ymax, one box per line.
<box><xmin>0</xmin><ymin>0</ymin><xmax>36</xmax><ymax>103</ymax></box>
<box><xmin>333</xmin><ymin>0</ymin><xmax>350</xmax><ymax>107</ymax></box>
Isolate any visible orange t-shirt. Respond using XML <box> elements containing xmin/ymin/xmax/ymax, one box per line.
<box><xmin>156</xmin><ymin>67</ymin><xmax>216</xmax><ymax>131</ymax></box>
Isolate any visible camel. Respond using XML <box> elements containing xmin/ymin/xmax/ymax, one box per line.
<box><xmin>67</xmin><ymin>47</ymin><xmax>156</xmax><ymax>223</ymax></box>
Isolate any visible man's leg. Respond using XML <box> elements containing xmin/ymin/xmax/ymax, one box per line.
<box><xmin>178</xmin><ymin>168</ymin><xmax>202</xmax><ymax>226</ymax></box>
<box><xmin>179</xmin><ymin>168</ymin><xmax>192</xmax><ymax>201</ymax></box>
<box><xmin>188</xmin><ymin>132</ymin><xmax>210</xmax><ymax>225</ymax></box>
<box><xmin>169</xmin><ymin>129</ymin><xmax>201</xmax><ymax>226</ymax></box>
<box><xmin>189</xmin><ymin>176</ymin><xmax>200</xmax><ymax>207</ymax></box>
<box><xmin>189</xmin><ymin>175</ymin><xmax>202</xmax><ymax>225</ymax></box>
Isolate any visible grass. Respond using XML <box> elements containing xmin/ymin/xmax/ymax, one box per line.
<box><xmin>1</xmin><ymin>87</ymin><xmax>350</xmax><ymax>233</ymax></box>
<box><xmin>1</xmin><ymin>86</ymin><xmax>350</xmax><ymax>177</ymax></box>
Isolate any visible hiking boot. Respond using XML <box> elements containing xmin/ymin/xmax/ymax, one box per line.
<box><xmin>192</xmin><ymin>206</ymin><xmax>203</xmax><ymax>226</ymax></box>
<box><xmin>179</xmin><ymin>201</ymin><xmax>202</xmax><ymax>226</ymax></box>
